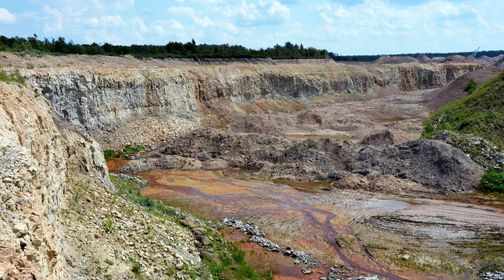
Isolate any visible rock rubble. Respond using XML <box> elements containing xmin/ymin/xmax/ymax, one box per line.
<box><xmin>481</xmin><ymin>271</ymin><xmax>504</xmax><ymax>280</ymax></box>
<box><xmin>131</xmin><ymin>128</ymin><xmax>484</xmax><ymax>193</ymax></box>
<box><xmin>222</xmin><ymin>218</ymin><xmax>320</xmax><ymax>267</ymax></box>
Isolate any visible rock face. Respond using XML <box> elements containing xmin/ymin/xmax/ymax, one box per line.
<box><xmin>0</xmin><ymin>53</ymin><xmax>480</xmax><ymax>147</ymax></box>
<box><xmin>0</xmin><ymin>82</ymin><xmax>109</xmax><ymax>279</ymax></box>
<box><xmin>26</xmin><ymin>68</ymin><xmax>202</xmax><ymax>148</ymax></box>
<box><xmin>0</xmin><ymin>81</ymin><xmax>211</xmax><ymax>280</ymax></box>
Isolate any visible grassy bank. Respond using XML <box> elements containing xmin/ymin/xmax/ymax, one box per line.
<box><xmin>422</xmin><ymin>70</ymin><xmax>504</xmax><ymax>149</ymax></box>
<box><xmin>110</xmin><ymin>174</ymin><xmax>272</xmax><ymax>280</ymax></box>
<box><xmin>104</xmin><ymin>145</ymin><xmax>145</xmax><ymax>160</ymax></box>
<box><xmin>422</xmin><ymin>70</ymin><xmax>504</xmax><ymax>193</ymax></box>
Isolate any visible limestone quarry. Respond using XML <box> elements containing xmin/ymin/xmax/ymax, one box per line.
<box><xmin>1</xmin><ymin>52</ymin><xmax>503</xmax><ymax>280</ymax></box>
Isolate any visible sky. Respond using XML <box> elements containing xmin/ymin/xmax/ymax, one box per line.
<box><xmin>0</xmin><ymin>0</ymin><xmax>503</xmax><ymax>55</ymax></box>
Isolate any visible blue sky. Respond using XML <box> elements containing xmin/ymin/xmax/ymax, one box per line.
<box><xmin>0</xmin><ymin>0</ymin><xmax>502</xmax><ymax>55</ymax></box>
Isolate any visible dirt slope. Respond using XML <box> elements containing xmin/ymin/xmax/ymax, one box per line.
<box><xmin>425</xmin><ymin>68</ymin><xmax>501</xmax><ymax>110</ymax></box>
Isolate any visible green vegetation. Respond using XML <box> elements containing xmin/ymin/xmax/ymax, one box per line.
<box><xmin>0</xmin><ymin>68</ymin><xmax>25</xmax><ymax>84</ymax></box>
<box><xmin>422</xmin><ymin>70</ymin><xmax>504</xmax><ymax>194</ymax></box>
<box><xmin>110</xmin><ymin>174</ymin><xmax>272</xmax><ymax>279</ymax></box>
<box><xmin>103</xmin><ymin>216</ymin><xmax>116</xmax><ymax>233</ymax></box>
<box><xmin>205</xmin><ymin>245</ymin><xmax>271</xmax><ymax>280</ymax></box>
<box><xmin>464</xmin><ymin>79</ymin><xmax>478</xmax><ymax>94</ymax></box>
<box><xmin>110</xmin><ymin>175</ymin><xmax>178</xmax><ymax>218</ymax></box>
<box><xmin>0</xmin><ymin>35</ymin><xmax>328</xmax><ymax>59</ymax></box>
<box><xmin>129</xmin><ymin>257</ymin><xmax>142</xmax><ymax>279</ymax></box>
<box><xmin>478</xmin><ymin>171</ymin><xmax>504</xmax><ymax>193</ymax></box>
<box><xmin>104</xmin><ymin>145</ymin><xmax>144</xmax><ymax>160</ymax></box>
<box><xmin>422</xmin><ymin>70</ymin><xmax>504</xmax><ymax>149</ymax></box>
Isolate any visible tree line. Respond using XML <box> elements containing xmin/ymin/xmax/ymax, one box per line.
<box><xmin>0</xmin><ymin>35</ymin><xmax>329</xmax><ymax>59</ymax></box>
<box><xmin>331</xmin><ymin>50</ymin><xmax>504</xmax><ymax>62</ymax></box>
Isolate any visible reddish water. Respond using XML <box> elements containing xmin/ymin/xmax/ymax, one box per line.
<box><xmin>106</xmin><ymin>158</ymin><xmax>129</xmax><ymax>171</ymax></box>
<box><xmin>139</xmin><ymin>170</ymin><xmax>453</xmax><ymax>280</ymax></box>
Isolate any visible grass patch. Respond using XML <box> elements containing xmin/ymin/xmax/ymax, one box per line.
<box><xmin>422</xmin><ymin>70</ymin><xmax>504</xmax><ymax>149</ymax></box>
<box><xmin>104</xmin><ymin>145</ymin><xmax>144</xmax><ymax>160</ymax></box>
<box><xmin>205</xmin><ymin>245</ymin><xmax>272</xmax><ymax>280</ymax></box>
<box><xmin>103</xmin><ymin>216</ymin><xmax>116</xmax><ymax>234</ymax></box>
<box><xmin>110</xmin><ymin>175</ymin><xmax>178</xmax><ymax>219</ymax></box>
<box><xmin>0</xmin><ymin>68</ymin><xmax>25</xmax><ymax>85</ymax></box>
<box><xmin>478</xmin><ymin>171</ymin><xmax>504</xmax><ymax>193</ymax></box>
<box><xmin>129</xmin><ymin>257</ymin><xmax>142</xmax><ymax>279</ymax></box>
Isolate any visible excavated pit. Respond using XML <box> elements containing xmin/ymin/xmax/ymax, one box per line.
<box><xmin>3</xmin><ymin>53</ymin><xmax>503</xmax><ymax>279</ymax></box>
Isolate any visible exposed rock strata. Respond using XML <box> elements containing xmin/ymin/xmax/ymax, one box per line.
<box><xmin>0</xmin><ymin>82</ymin><xmax>108</xmax><ymax>279</ymax></box>
<box><xmin>0</xmin><ymin>53</ymin><xmax>480</xmax><ymax>147</ymax></box>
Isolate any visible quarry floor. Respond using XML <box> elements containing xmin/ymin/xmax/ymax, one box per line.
<box><xmin>110</xmin><ymin>89</ymin><xmax>504</xmax><ymax>279</ymax></box>
<box><xmin>136</xmin><ymin>170</ymin><xmax>504</xmax><ymax>280</ymax></box>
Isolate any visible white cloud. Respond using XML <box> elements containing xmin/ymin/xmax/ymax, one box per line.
<box><xmin>193</xmin><ymin>16</ymin><xmax>216</xmax><ymax>28</ymax></box>
<box><xmin>88</xmin><ymin>15</ymin><xmax>125</xmax><ymax>28</ymax></box>
<box><xmin>131</xmin><ymin>17</ymin><xmax>148</xmax><ymax>34</ymax></box>
<box><xmin>114</xmin><ymin>0</ymin><xmax>134</xmax><ymax>10</ymax></box>
<box><xmin>315</xmin><ymin>0</ymin><xmax>473</xmax><ymax>38</ymax></box>
<box><xmin>167</xmin><ymin>6</ymin><xmax>196</xmax><ymax>16</ymax></box>
<box><xmin>222</xmin><ymin>1</ymin><xmax>261</xmax><ymax>21</ymax></box>
<box><xmin>0</xmin><ymin>7</ymin><xmax>16</xmax><ymax>23</ymax></box>
<box><xmin>267</xmin><ymin>0</ymin><xmax>290</xmax><ymax>20</ymax></box>
<box><xmin>43</xmin><ymin>6</ymin><xmax>63</xmax><ymax>34</ymax></box>
<box><xmin>153</xmin><ymin>19</ymin><xmax>185</xmax><ymax>35</ymax></box>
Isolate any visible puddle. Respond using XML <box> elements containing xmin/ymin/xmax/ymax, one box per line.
<box><xmin>363</xmin><ymin>199</ymin><xmax>410</xmax><ymax>213</ymax></box>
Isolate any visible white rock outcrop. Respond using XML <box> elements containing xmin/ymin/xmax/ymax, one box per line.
<box><xmin>0</xmin><ymin>82</ymin><xmax>109</xmax><ymax>279</ymax></box>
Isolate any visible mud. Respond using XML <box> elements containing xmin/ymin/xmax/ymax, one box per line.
<box><xmin>138</xmin><ymin>170</ymin><xmax>504</xmax><ymax>279</ymax></box>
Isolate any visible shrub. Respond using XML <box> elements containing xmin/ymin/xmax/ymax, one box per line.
<box><xmin>232</xmin><ymin>247</ymin><xmax>245</xmax><ymax>263</ymax></box>
<box><xmin>139</xmin><ymin>196</ymin><xmax>155</xmax><ymax>209</ymax></box>
<box><xmin>122</xmin><ymin>145</ymin><xmax>144</xmax><ymax>155</ymax></box>
<box><xmin>463</xmin><ymin>79</ymin><xmax>477</xmax><ymax>94</ymax></box>
<box><xmin>478</xmin><ymin>171</ymin><xmax>504</xmax><ymax>193</ymax></box>
<box><xmin>103</xmin><ymin>149</ymin><xmax>118</xmax><ymax>159</ymax></box>
<box><xmin>103</xmin><ymin>145</ymin><xmax>144</xmax><ymax>160</ymax></box>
